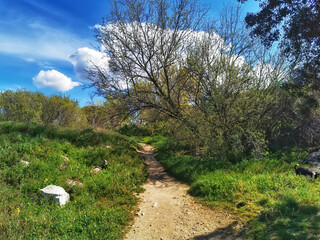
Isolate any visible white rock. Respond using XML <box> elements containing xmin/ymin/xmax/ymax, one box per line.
<box><xmin>137</xmin><ymin>210</ymin><xmax>145</xmax><ymax>216</ymax></box>
<box><xmin>103</xmin><ymin>160</ymin><xmax>108</xmax><ymax>168</ymax></box>
<box><xmin>90</xmin><ymin>166</ymin><xmax>102</xmax><ymax>174</ymax></box>
<box><xmin>152</xmin><ymin>202</ymin><xmax>158</xmax><ymax>207</ymax></box>
<box><xmin>40</xmin><ymin>185</ymin><xmax>70</xmax><ymax>206</ymax></box>
<box><xmin>61</xmin><ymin>155</ymin><xmax>69</xmax><ymax>162</ymax></box>
<box><xmin>21</xmin><ymin>160</ymin><xmax>29</xmax><ymax>166</ymax></box>
<box><xmin>66</xmin><ymin>179</ymin><xmax>84</xmax><ymax>188</ymax></box>
<box><xmin>59</xmin><ymin>155</ymin><xmax>69</xmax><ymax>170</ymax></box>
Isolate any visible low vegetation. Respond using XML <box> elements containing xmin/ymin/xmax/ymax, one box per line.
<box><xmin>1</xmin><ymin>0</ymin><xmax>319</xmax><ymax>238</ymax></box>
<box><xmin>0</xmin><ymin>122</ymin><xmax>147</xmax><ymax>239</ymax></box>
<box><xmin>137</xmin><ymin>135</ymin><xmax>320</xmax><ymax>239</ymax></box>
<box><xmin>0</xmin><ymin>90</ymin><xmax>125</xmax><ymax>130</ymax></box>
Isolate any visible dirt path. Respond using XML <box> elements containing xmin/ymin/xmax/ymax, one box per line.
<box><xmin>124</xmin><ymin>143</ymin><xmax>244</xmax><ymax>240</ymax></box>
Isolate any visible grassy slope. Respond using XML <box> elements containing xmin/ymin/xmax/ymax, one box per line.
<box><xmin>0</xmin><ymin>122</ymin><xmax>147</xmax><ymax>239</ymax></box>
<box><xmin>139</xmin><ymin>135</ymin><xmax>320</xmax><ymax>240</ymax></box>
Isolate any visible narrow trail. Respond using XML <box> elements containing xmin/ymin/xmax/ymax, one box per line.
<box><xmin>124</xmin><ymin>143</ymin><xmax>244</xmax><ymax>240</ymax></box>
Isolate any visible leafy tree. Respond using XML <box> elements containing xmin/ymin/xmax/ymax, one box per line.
<box><xmin>0</xmin><ymin>90</ymin><xmax>88</xmax><ymax>129</ymax></box>
<box><xmin>41</xmin><ymin>95</ymin><xmax>87</xmax><ymax>128</ymax></box>
<box><xmin>238</xmin><ymin>0</ymin><xmax>320</xmax><ymax>89</ymax></box>
<box><xmin>0</xmin><ymin>90</ymin><xmax>45</xmax><ymax>122</ymax></box>
<box><xmin>238</xmin><ymin>0</ymin><xmax>320</xmax><ymax>148</ymax></box>
<box><xmin>83</xmin><ymin>105</ymin><xmax>111</xmax><ymax>129</ymax></box>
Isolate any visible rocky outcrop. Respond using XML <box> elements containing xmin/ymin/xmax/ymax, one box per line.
<box><xmin>301</xmin><ymin>150</ymin><xmax>320</xmax><ymax>173</ymax></box>
<box><xmin>40</xmin><ymin>185</ymin><xmax>70</xmax><ymax>206</ymax></box>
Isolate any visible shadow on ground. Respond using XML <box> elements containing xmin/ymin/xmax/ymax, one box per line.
<box><xmin>248</xmin><ymin>197</ymin><xmax>320</xmax><ymax>240</ymax></box>
<box><xmin>194</xmin><ymin>197</ymin><xmax>320</xmax><ymax>240</ymax></box>
<box><xmin>194</xmin><ymin>221</ymin><xmax>244</xmax><ymax>240</ymax></box>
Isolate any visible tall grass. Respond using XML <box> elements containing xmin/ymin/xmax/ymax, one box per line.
<box><xmin>0</xmin><ymin>122</ymin><xmax>147</xmax><ymax>239</ymax></box>
<box><xmin>148</xmin><ymin>136</ymin><xmax>320</xmax><ymax>239</ymax></box>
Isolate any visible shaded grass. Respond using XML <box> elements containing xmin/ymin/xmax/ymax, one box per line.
<box><xmin>148</xmin><ymin>136</ymin><xmax>320</xmax><ymax>239</ymax></box>
<box><xmin>0</xmin><ymin>122</ymin><xmax>147</xmax><ymax>239</ymax></box>
<box><xmin>250</xmin><ymin>197</ymin><xmax>320</xmax><ymax>240</ymax></box>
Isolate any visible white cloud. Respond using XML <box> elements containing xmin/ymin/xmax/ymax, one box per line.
<box><xmin>69</xmin><ymin>47</ymin><xmax>109</xmax><ymax>82</ymax></box>
<box><xmin>33</xmin><ymin>69</ymin><xmax>81</xmax><ymax>91</ymax></box>
<box><xmin>69</xmin><ymin>47</ymin><xmax>129</xmax><ymax>89</ymax></box>
<box><xmin>0</xmin><ymin>21</ymin><xmax>90</xmax><ymax>61</ymax></box>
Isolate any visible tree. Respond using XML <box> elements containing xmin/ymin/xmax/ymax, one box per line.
<box><xmin>90</xmin><ymin>0</ymin><xmax>287</xmax><ymax>157</ymax></box>
<box><xmin>238</xmin><ymin>0</ymin><xmax>320</xmax><ymax>147</ymax></box>
<box><xmin>0</xmin><ymin>90</ymin><xmax>45</xmax><ymax>122</ymax></box>
<box><xmin>41</xmin><ymin>95</ymin><xmax>87</xmax><ymax>128</ymax></box>
<box><xmin>0</xmin><ymin>90</ymin><xmax>88</xmax><ymax>129</ymax></box>
<box><xmin>238</xmin><ymin>0</ymin><xmax>320</xmax><ymax>89</ymax></box>
<box><xmin>90</xmin><ymin>0</ymin><xmax>208</xmax><ymax>128</ymax></box>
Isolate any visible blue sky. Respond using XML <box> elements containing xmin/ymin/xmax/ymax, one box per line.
<box><xmin>0</xmin><ymin>0</ymin><xmax>259</xmax><ymax>107</ymax></box>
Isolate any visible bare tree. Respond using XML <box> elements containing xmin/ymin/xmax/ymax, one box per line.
<box><xmin>89</xmin><ymin>0</ymin><xmax>287</xmax><ymax>157</ymax></box>
<box><xmin>90</xmin><ymin>0</ymin><xmax>209</xmax><ymax>126</ymax></box>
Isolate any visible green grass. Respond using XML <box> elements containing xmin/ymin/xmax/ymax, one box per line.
<box><xmin>0</xmin><ymin>122</ymin><xmax>147</xmax><ymax>239</ymax></box>
<box><xmin>147</xmin><ymin>136</ymin><xmax>320</xmax><ymax>239</ymax></box>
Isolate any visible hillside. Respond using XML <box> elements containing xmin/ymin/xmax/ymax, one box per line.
<box><xmin>0</xmin><ymin>122</ymin><xmax>147</xmax><ymax>239</ymax></box>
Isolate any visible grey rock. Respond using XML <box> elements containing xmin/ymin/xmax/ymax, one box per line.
<box><xmin>301</xmin><ymin>150</ymin><xmax>320</xmax><ymax>173</ymax></box>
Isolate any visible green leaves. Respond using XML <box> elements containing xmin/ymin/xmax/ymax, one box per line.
<box><xmin>0</xmin><ymin>90</ymin><xmax>88</xmax><ymax>129</ymax></box>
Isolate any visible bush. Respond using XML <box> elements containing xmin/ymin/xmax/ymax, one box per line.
<box><xmin>0</xmin><ymin>90</ymin><xmax>89</xmax><ymax>129</ymax></box>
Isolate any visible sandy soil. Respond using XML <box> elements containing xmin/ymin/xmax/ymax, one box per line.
<box><xmin>124</xmin><ymin>143</ymin><xmax>244</xmax><ymax>240</ymax></box>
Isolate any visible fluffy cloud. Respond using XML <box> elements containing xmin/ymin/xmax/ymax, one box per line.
<box><xmin>33</xmin><ymin>70</ymin><xmax>81</xmax><ymax>91</ymax></box>
<box><xmin>69</xmin><ymin>47</ymin><xmax>109</xmax><ymax>82</ymax></box>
